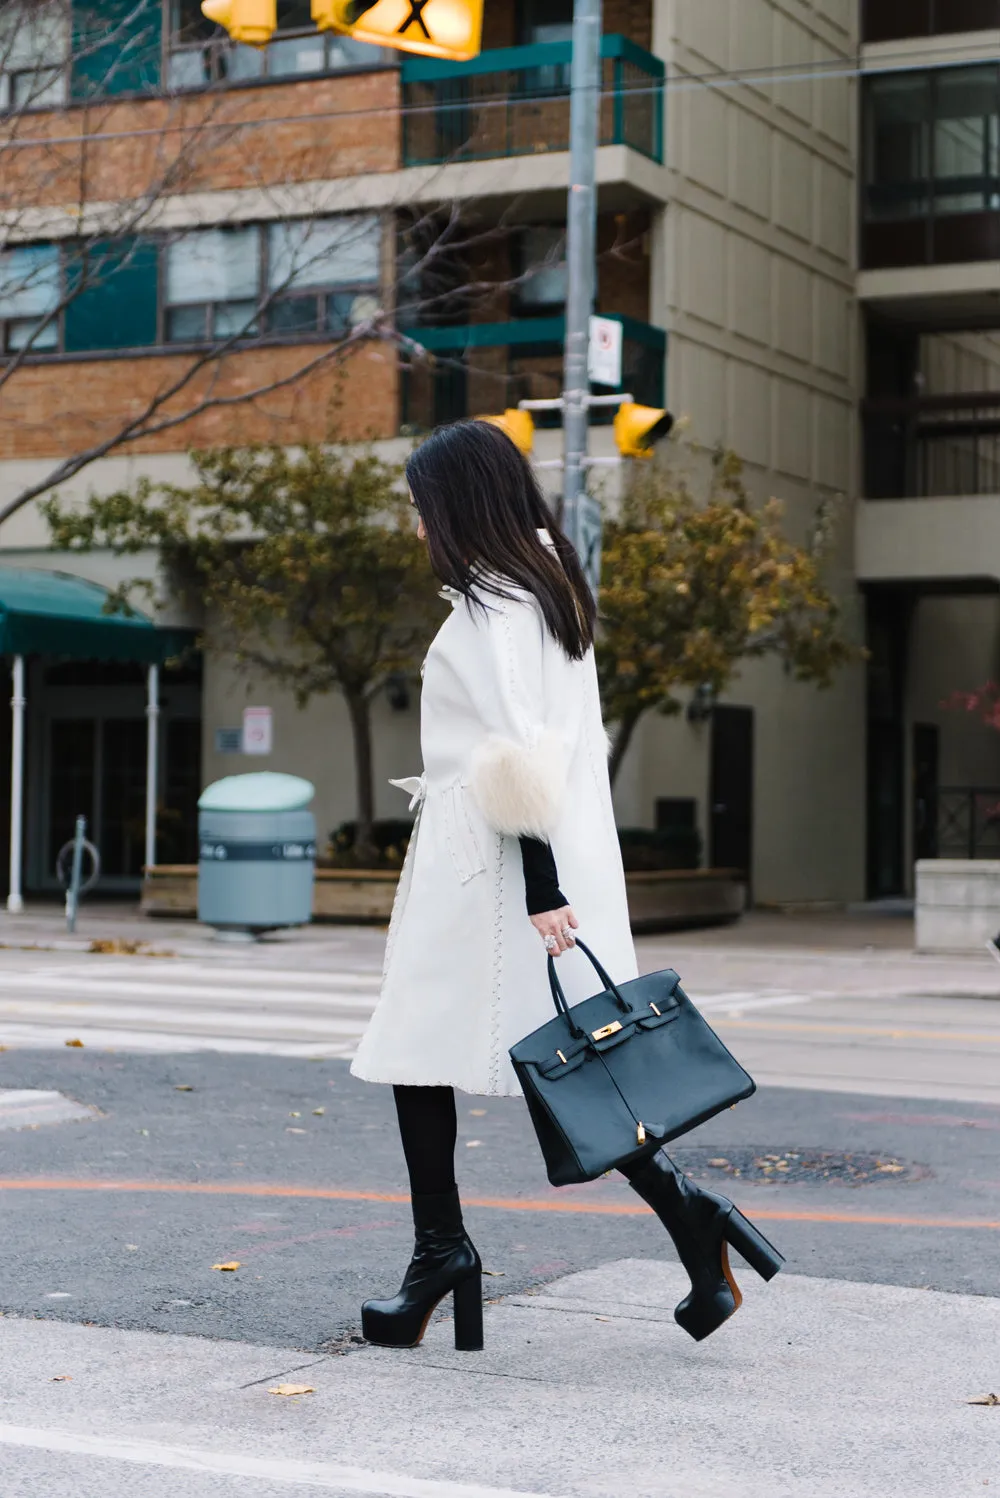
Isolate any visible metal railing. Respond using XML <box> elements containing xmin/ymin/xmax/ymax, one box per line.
<box><xmin>399</xmin><ymin>314</ymin><xmax>666</xmax><ymax>430</ymax></box>
<box><xmin>936</xmin><ymin>787</ymin><xmax>1000</xmax><ymax>860</ymax></box>
<box><xmin>401</xmin><ymin>35</ymin><xmax>664</xmax><ymax>167</ymax></box>
<box><xmin>864</xmin><ymin>393</ymin><xmax>1000</xmax><ymax>499</ymax></box>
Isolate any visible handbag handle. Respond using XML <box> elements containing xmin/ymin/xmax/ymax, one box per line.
<box><xmin>547</xmin><ymin>937</ymin><xmax>633</xmax><ymax>1034</ymax></box>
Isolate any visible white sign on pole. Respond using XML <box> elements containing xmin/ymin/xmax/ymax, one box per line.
<box><xmin>242</xmin><ymin>706</ymin><xmax>273</xmax><ymax>756</ymax></box>
<box><xmin>578</xmin><ymin>493</ymin><xmax>603</xmax><ymax>597</ymax></box>
<box><xmin>588</xmin><ymin>316</ymin><xmax>623</xmax><ymax>387</ymax></box>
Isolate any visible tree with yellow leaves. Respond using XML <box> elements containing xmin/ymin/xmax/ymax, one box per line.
<box><xmin>44</xmin><ymin>445</ymin><xmax>441</xmax><ymax>864</ymax></box>
<box><xmin>598</xmin><ymin>449</ymin><xmax>857</xmax><ymax>784</ymax></box>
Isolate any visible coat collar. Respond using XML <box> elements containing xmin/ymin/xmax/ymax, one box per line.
<box><xmin>439</xmin><ymin>529</ymin><xmax>555</xmax><ymax>607</ymax></box>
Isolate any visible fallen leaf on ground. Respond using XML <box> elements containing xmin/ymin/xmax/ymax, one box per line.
<box><xmin>268</xmin><ymin>1384</ymin><xmax>314</xmax><ymax>1397</ymax></box>
<box><xmin>876</xmin><ymin>1162</ymin><xmax>905</xmax><ymax>1173</ymax></box>
<box><xmin>482</xmin><ymin>1269</ymin><xmax>505</xmax><ymax>1277</ymax></box>
<box><xmin>312</xmin><ymin>1108</ymin><xmax>325</xmax><ymax>1116</ymax></box>
<box><xmin>465</xmin><ymin>1140</ymin><xmax>482</xmax><ymax>1148</ymax></box>
<box><xmin>212</xmin><ymin>1261</ymin><xmax>241</xmax><ymax>1272</ymax></box>
<box><xmin>174</xmin><ymin>1085</ymin><xmax>193</xmax><ymax>1092</ymax></box>
<box><xmin>595</xmin><ymin>1317</ymin><xmax>611</xmax><ymax>1322</ymax></box>
<box><xmin>286</xmin><ymin>1127</ymin><xmax>307</xmax><ymax>1134</ymax></box>
<box><xmin>470</xmin><ymin>1109</ymin><xmax>486</xmax><ymax>1117</ymax></box>
<box><xmin>51</xmin><ymin>1375</ymin><xmax>72</xmax><ymax>1382</ymax></box>
<box><xmin>707</xmin><ymin>1158</ymin><xmax>729</xmax><ymax>1167</ymax></box>
<box><xmin>967</xmin><ymin>1394</ymin><xmax>1000</xmax><ymax>1406</ymax></box>
<box><xmin>289</xmin><ymin>1111</ymin><xmax>301</xmax><ymax>1117</ymax></box>
<box><xmin>64</xmin><ymin>1039</ymin><xmax>84</xmax><ymax>1047</ymax></box>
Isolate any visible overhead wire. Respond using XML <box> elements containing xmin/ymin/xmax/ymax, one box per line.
<box><xmin>0</xmin><ymin>35</ymin><xmax>996</xmax><ymax>153</ymax></box>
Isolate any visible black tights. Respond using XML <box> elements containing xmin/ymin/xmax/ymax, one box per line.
<box><xmin>392</xmin><ymin>1083</ymin><xmax>654</xmax><ymax>1197</ymax></box>
<box><xmin>393</xmin><ymin>1085</ymin><xmax>458</xmax><ymax>1196</ymax></box>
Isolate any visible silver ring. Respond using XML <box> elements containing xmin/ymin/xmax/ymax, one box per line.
<box><xmin>561</xmin><ymin>927</ymin><xmax>574</xmax><ymax>941</ymax></box>
<box><xmin>543</xmin><ymin>934</ymin><xmax>559</xmax><ymax>953</ymax></box>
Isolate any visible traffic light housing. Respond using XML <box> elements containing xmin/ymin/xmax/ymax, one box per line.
<box><xmin>311</xmin><ymin>0</ymin><xmax>483</xmax><ymax>61</ymax></box>
<box><xmin>481</xmin><ymin>410</ymin><xmax>534</xmax><ymax>457</ymax></box>
<box><xmin>201</xmin><ymin>0</ymin><xmax>276</xmax><ymax>45</ymax></box>
<box><xmin>613</xmin><ymin>403</ymin><xmax>674</xmax><ymax>458</ymax></box>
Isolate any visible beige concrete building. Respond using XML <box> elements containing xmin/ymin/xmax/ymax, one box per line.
<box><xmin>2</xmin><ymin>0</ymin><xmax>1000</xmax><ymax>905</ymax></box>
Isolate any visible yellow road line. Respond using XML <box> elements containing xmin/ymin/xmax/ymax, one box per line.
<box><xmin>1</xmin><ymin>1177</ymin><xmax>999</xmax><ymax>1231</ymax></box>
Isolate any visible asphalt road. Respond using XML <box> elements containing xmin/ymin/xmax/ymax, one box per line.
<box><xmin>2</xmin><ymin>1048</ymin><xmax>998</xmax><ymax>1351</ymax></box>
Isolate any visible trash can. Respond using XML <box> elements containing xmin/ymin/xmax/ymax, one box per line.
<box><xmin>198</xmin><ymin>772</ymin><xmax>316</xmax><ymax>936</ymax></box>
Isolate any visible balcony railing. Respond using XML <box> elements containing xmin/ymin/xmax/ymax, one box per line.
<box><xmin>936</xmin><ymin>787</ymin><xmax>1000</xmax><ymax>860</ymax></box>
<box><xmin>400</xmin><ymin>314</ymin><xmax>666</xmax><ymax>431</ymax></box>
<box><xmin>864</xmin><ymin>394</ymin><xmax>1000</xmax><ymax>499</ymax></box>
<box><xmin>863</xmin><ymin>0</ymin><xmax>1000</xmax><ymax>44</ymax></box>
<box><xmin>400</xmin><ymin>35</ymin><xmax>663</xmax><ymax>168</ymax></box>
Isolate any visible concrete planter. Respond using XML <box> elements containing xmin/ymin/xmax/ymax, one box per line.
<box><xmin>142</xmin><ymin>864</ymin><xmax>746</xmax><ymax>932</ymax></box>
<box><xmin>141</xmin><ymin>866</ymin><xmax>399</xmax><ymax>922</ymax></box>
<box><xmin>916</xmin><ymin>859</ymin><xmax>1000</xmax><ymax>952</ymax></box>
<box><xmin>624</xmin><ymin>869</ymin><xmax>746</xmax><ymax>933</ymax></box>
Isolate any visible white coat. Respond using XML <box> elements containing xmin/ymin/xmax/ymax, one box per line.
<box><xmin>350</xmin><ymin>540</ymin><xmax>638</xmax><ymax>1098</ymax></box>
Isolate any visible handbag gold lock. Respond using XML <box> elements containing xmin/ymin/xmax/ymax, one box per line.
<box><xmin>591</xmin><ymin>1020</ymin><xmax>623</xmax><ymax>1041</ymax></box>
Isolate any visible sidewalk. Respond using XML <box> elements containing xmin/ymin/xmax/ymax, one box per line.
<box><xmin>0</xmin><ymin>1259</ymin><xmax>994</xmax><ymax>1498</ymax></box>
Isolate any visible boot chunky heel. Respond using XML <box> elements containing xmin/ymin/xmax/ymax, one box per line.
<box><xmin>361</xmin><ymin>1187</ymin><xmax>484</xmax><ymax>1351</ymax></box>
<box><xmin>623</xmin><ymin>1150</ymin><xmax>783</xmax><ymax>1343</ymax></box>
<box><xmin>724</xmin><ymin>1208</ymin><xmax>785</xmax><ymax>1283</ymax></box>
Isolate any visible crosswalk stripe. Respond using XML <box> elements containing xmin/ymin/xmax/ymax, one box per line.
<box><xmin>0</xmin><ymin>976</ymin><xmax>381</xmax><ymax>1008</ymax></box>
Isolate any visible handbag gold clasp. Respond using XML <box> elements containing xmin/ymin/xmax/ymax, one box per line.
<box><xmin>637</xmin><ymin>1122</ymin><xmax>646</xmax><ymax>1145</ymax></box>
<box><xmin>591</xmin><ymin>1020</ymin><xmax>623</xmax><ymax>1041</ymax></box>
<box><xmin>556</xmin><ymin>1049</ymin><xmax>567</xmax><ymax>1064</ymax></box>
<box><xmin>649</xmin><ymin>1003</ymin><xmax>661</xmax><ymax>1017</ymax></box>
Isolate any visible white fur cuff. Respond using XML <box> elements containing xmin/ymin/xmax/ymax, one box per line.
<box><xmin>469</xmin><ymin>730</ymin><xmax>568</xmax><ymax>839</ymax></box>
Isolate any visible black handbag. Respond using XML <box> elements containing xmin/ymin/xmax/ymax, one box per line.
<box><xmin>509</xmin><ymin>939</ymin><xmax>756</xmax><ymax>1187</ymax></box>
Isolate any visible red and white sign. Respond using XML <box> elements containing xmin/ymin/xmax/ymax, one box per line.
<box><xmin>588</xmin><ymin>316</ymin><xmax>623</xmax><ymax>388</ymax></box>
<box><xmin>242</xmin><ymin>706</ymin><xmax>273</xmax><ymax>756</ymax></box>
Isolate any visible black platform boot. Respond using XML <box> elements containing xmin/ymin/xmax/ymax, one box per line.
<box><xmin>361</xmin><ymin>1187</ymin><xmax>483</xmax><ymax>1350</ymax></box>
<box><xmin>624</xmin><ymin>1151</ymin><xmax>784</xmax><ymax>1342</ymax></box>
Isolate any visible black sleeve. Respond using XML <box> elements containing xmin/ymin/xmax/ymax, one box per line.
<box><xmin>518</xmin><ymin>836</ymin><xmax>568</xmax><ymax>916</ymax></box>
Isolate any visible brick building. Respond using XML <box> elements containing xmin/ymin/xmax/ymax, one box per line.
<box><xmin>2</xmin><ymin>0</ymin><xmax>1000</xmax><ymax>904</ymax></box>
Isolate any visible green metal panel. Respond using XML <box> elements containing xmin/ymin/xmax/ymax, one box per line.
<box><xmin>400</xmin><ymin>34</ymin><xmax>664</xmax><ymax>82</ymax></box>
<box><xmin>63</xmin><ymin>239</ymin><xmax>159</xmax><ymax>353</ymax></box>
<box><xmin>71</xmin><ymin>0</ymin><xmax>161</xmax><ymax>99</ymax></box>
<box><xmin>403</xmin><ymin>316</ymin><xmax>666</xmax><ymax>354</ymax></box>
<box><xmin>0</xmin><ymin>569</ymin><xmax>191</xmax><ymax>664</ymax></box>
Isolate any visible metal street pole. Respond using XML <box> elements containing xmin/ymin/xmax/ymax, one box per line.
<box><xmin>561</xmin><ymin>0</ymin><xmax>603</xmax><ymax>553</ymax></box>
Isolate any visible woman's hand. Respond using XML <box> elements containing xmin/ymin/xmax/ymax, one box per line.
<box><xmin>530</xmin><ymin>905</ymin><xmax>579</xmax><ymax>957</ymax></box>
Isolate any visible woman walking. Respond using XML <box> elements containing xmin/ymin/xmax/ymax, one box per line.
<box><xmin>350</xmin><ymin>420</ymin><xmax>782</xmax><ymax>1350</ymax></box>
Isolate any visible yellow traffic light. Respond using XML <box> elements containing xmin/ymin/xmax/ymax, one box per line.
<box><xmin>481</xmin><ymin>410</ymin><xmax>534</xmax><ymax>457</ymax></box>
<box><xmin>312</xmin><ymin>0</ymin><xmax>482</xmax><ymax>61</ymax></box>
<box><xmin>201</xmin><ymin>0</ymin><xmax>276</xmax><ymax>45</ymax></box>
<box><xmin>613</xmin><ymin>403</ymin><xmax>674</xmax><ymax>459</ymax></box>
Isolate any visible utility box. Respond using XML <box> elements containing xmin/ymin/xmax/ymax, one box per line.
<box><xmin>198</xmin><ymin>772</ymin><xmax>316</xmax><ymax>937</ymax></box>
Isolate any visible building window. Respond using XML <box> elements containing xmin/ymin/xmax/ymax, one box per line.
<box><xmin>0</xmin><ymin>2</ymin><xmax>69</xmax><ymax>112</ymax></box>
<box><xmin>164</xmin><ymin>226</ymin><xmax>261</xmax><ymax>342</ymax></box>
<box><xmin>864</xmin><ymin>66</ymin><xmax>1000</xmax><ymax>223</ymax></box>
<box><xmin>0</xmin><ymin>245</ymin><xmax>61</xmax><ymax>353</ymax></box>
<box><xmin>514</xmin><ymin>227</ymin><xmax>568</xmax><ymax>312</ymax></box>
<box><xmin>267</xmin><ymin>215</ymin><xmax>382</xmax><ymax>334</ymax></box>
<box><xmin>166</xmin><ymin>0</ymin><xmax>381</xmax><ymax>90</ymax></box>
<box><xmin>164</xmin><ymin>215</ymin><xmax>382</xmax><ymax>343</ymax></box>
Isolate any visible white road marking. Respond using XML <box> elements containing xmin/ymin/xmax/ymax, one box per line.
<box><xmin>0</xmin><ymin>959</ymin><xmax>381</xmax><ymax>1055</ymax></box>
<box><xmin>695</xmin><ymin>993</ymin><xmax>814</xmax><ymax>1015</ymax></box>
<box><xmin>0</xmin><ymin>1088</ymin><xmax>97</xmax><ymax>1129</ymax></box>
<box><xmin>0</xmin><ymin>1423</ymin><xmax>573</xmax><ymax>1498</ymax></box>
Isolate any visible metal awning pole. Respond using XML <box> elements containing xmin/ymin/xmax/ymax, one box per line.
<box><xmin>145</xmin><ymin>663</ymin><xmax>159</xmax><ymax>874</ymax></box>
<box><xmin>7</xmin><ymin>655</ymin><xmax>25</xmax><ymax>913</ymax></box>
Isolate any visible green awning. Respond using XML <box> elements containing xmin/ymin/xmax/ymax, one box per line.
<box><xmin>0</xmin><ymin>567</ymin><xmax>192</xmax><ymax>664</ymax></box>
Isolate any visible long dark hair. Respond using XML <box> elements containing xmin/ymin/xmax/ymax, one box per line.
<box><xmin>405</xmin><ymin>420</ymin><xmax>596</xmax><ymax>660</ymax></box>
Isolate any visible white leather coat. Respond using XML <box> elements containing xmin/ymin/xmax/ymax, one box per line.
<box><xmin>351</xmin><ymin>551</ymin><xmax>638</xmax><ymax>1098</ymax></box>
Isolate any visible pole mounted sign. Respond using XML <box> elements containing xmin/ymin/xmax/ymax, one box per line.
<box><xmin>587</xmin><ymin>315</ymin><xmax>623</xmax><ymax>388</ymax></box>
